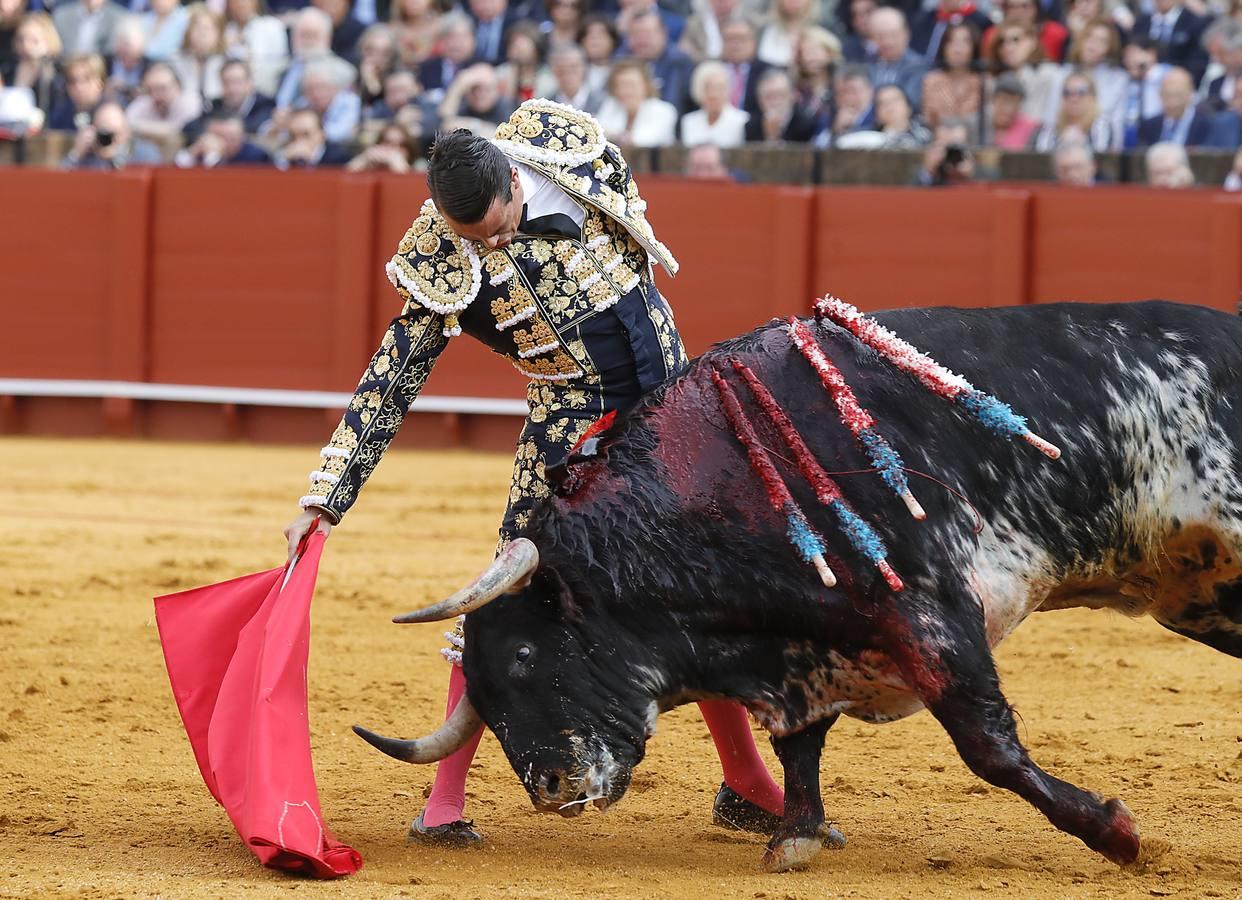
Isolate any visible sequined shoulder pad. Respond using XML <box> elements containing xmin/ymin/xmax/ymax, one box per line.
<box><xmin>493</xmin><ymin>98</ymin><xmax>608</xmax><ymax>168</ymax></box>
<box><xmin>385</xmin><ymin>199</ymin><xmax>482</xmax><ymax>337</ymax></box>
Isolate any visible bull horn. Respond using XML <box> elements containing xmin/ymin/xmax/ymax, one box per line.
<box><xmin>393</xmin><ymin>537</ymin><xmax>539</xmax><ymax>624</ymax></box>
<box><xmin>352</xmin><ymin>695</ymin><xmax>484</xmax><ymax>764</ymax></box>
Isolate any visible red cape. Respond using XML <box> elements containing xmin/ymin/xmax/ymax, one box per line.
<box><xmin>154</xmin><ymin>532</ymin><xmax>362</xmax><ymax>878</ymax></box>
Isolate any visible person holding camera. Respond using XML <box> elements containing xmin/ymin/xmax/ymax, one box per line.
<box><xmin>914</xmin><ymin>116</ymin><xmax>975</xmax><ymax>185</ymax></box>
<box><xmin>60</xmin><ymin>99</ymin><xmax>160</xmax><ymax>167</ymax></box>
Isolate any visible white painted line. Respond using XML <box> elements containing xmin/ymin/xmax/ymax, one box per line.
<box><xmin>0</xmin><ymin>379</ymin><xmax>529</xmax><ymax>416</ymax></box>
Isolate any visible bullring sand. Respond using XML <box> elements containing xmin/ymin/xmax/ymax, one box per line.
<box><xmin>1</xmin><ymin>437</ymin><xmax>1239</xmax><ymax>899</ymax></box>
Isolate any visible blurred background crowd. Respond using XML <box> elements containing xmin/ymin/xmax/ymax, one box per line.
<box><xmin>0</xmin><ymin>0</ymin><xmax>1240</xmax><ymax>187</ymax></box>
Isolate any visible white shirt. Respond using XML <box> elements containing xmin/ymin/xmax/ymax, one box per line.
<box><xmin>513</xmin><ymin>161</ymin><xmax>586</xmax><ymax>228</ymax></box>
<box><xmin>679</xmin><ymin>105</ymin><xmax>749</xmax><ymax>148</ymax></box>
<box><xmin>595</xmin><ymin>97</ymin><xmax>679</xmax><ymax>148</ymax></box>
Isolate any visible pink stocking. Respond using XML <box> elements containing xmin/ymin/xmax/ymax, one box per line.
<box><xmin>419</xmin><ymin>663</ymin><xmax>485</xmax><ymax>827</ymax></box>
<box><xmin>697</xmin><ymin>699</ymin><xmax>784</xmax><ymax>816</ymax></box>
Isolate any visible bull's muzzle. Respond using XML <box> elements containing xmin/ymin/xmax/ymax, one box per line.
<box><xmin>532</xmin><ymin>762</ymin><xmax>617</xmax><ymax>817</ymax></box>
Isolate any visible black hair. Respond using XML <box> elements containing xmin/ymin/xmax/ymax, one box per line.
<box><xmin>426</xmin><ymin>128</ymin><xmax>512</xmax><ymax>224</ymax></box>
<box><xmin>935</xmin><ymin>20</ymin><xmax>981</xmax><ymax>70</ymax></box>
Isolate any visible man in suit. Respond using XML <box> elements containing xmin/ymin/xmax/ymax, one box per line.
<box><xmin>1137</xmin><ymin>66</ymin><xmax>1214</xmax><ymax>147</ymax></box>
<box><xmin>313</xmin><ymin>0</ymin><xmax>367</xmax><ymax>63</ymax></box>
<box><xmin>184</xmin><ymin>60</ymin><xmax>275</xmax><ymax>141</ymax></box>
<box><xmin>1207</xmin><ymin>77</ymin><xmax>1242</xmax><ymax>149</ymax></box>
<box><xmin>545</xmin><ymin>44</ymin><xmax>604</xmax><ymax>114</ymax></box>
<box><xmin>626</xmin><ymin>9</ymin><xmax>695</xmax><ymax>112</ymax></box>
<box><xmin>176</xmin><ymin>112</ymin><xmax>274</xmax><ymax>166</ymax></box>
<box><xmin>1203</xmin><ymin>22</ymin><xmax>1242</xmax><ymax>114</ymax></box>
<box><xmin>744</xmin><ymin>67</ymin><xmax>818</xmax><ymax>142</ymax></box>
<box><xmin>417</xmin><ymin>12</ymin><xmax>477</xmax><ymax>104</ymax></box>
<box><xmin>468</xmin><ymin>0</ymin><xmax>516</xmax><ymax>65</ymax></box>
<box><xmin>276</xmin><ymin>106</ymin><xmax>352</xmax><ymax>167</ymax></box>
<box><xmin>273</xmin><ymin>8</ymin><xmax>338</xmax><ymax>111</ymax></box>
<box><xmin>52</xmin><ymin>0</ymin><xmax>125</xmax><ymax>57</ymax></box>
<box><xmin>866</xmin><ymin>6</ymin><xmax>928</xmax><ymax>112</ymax></box>
<box><xmin>1134</xmin><ymin>0</ymin><xmax>1209</xmax><ymax>86</ymax></box>
<box><xmin>720</xmin><ymin>16</ymin><xmax>769</xmax><ymax>119</ymax></box>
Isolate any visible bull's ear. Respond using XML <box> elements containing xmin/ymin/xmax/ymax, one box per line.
<box><xmin>536</xmin><ymin>565</ymin><xmax>584</xmax><ymax>623</ymax></box>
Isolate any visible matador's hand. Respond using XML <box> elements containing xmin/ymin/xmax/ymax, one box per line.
<box><xmin>284</xmin><ymin>508</ymin><xmax>333</xmax><ymax>561</ymax></box>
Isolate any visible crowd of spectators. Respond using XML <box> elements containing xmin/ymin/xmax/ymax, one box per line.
<box><xmin>0</xmin><ymin>0</ymin><xmax>1240</xmax><ymax>187</ymax></box>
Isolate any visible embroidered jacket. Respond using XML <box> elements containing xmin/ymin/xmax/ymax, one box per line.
<box><xmin>299</xmin><ymin>99</ymin><xmax>687</xmax><ymax>525</ymax></box>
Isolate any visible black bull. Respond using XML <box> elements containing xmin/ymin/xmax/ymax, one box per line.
<box><xmin>359</xmin><ymin>300</ymin><xmax>1242</xmax><ymax>872</ymax></box>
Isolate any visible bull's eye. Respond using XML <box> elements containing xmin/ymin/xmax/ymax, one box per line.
<box><xmin>515</xmin><ymin>645</ymin><xmax>532</xmax><ymax>663</ymax></box>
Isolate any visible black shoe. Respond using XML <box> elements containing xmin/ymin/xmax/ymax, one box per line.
<box><xmin>406</xmin><ymin>812</ymin><xmax>484</xmax><ymax>847</ymax></box>
<box><xmin>711</xmin><ymin>783</ymin><xmax>783</xmax><ymax>835</ymax></box>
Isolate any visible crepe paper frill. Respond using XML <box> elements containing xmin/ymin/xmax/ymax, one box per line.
<box><xmin>786</xmin><ymin>317</ymin><xmax>926</xmax><ymax>520</ymax></box>
<box><xmin>710</xmin><ymin>368</ymin><xmax>837</xmax><ymax>588</ymax></box>
<box><xmin>814</xmin><ymin>296</ymin><xmax>1061</xmax><ymax>460</ymax></box>
<box><xmin>731</xmin><ymin>360</ymin><xmax>904</xmax><ymax>592</ymax></box>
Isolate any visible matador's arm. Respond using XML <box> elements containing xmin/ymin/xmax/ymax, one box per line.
<box><xmin>299</xmin><ymin>304</ymin><xmax>449</xmax><ymax>524</ymax></box>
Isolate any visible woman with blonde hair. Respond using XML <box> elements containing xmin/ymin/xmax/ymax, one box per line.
<box><xmin>173</xmin><ymin>3</ymin><xmax>226</xmax><ymax>112</ymax></box>
<box><xmin>596</xmin><ymin>58</ymin><xmax>677</xmax><ymax>146</ymax></box>
<box><xmin>680</xmin><ymin>58</ymin><xmax>748</xmax><ymax>146</ymax></box>
<box><xmin>1056</xmin><ymin>18</ymin><xmax>1125</xmax><ymax>133</ymax></box>
<box><xmin>792</xmin><ymin>24</ymin><xmax>841</xmax><ymax>134</ymax></box>
<box><xmin>757</xmin><ymin>0</ymin><xmax>819</xmax><ymax>67</ymax></box>
<box><xmin>8</xmin><ymin>12</ymin><xmax>60</xmax><ymax>111</ymax></box>
<box><xmin>1035</xmin><ymin>69</ymin><xmax>1116</xmax><ymax>150</ymax></box>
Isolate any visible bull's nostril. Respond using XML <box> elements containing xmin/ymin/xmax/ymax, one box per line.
<box><xmin>545</xmin><ymin>773</ymin><xmax>561</xmax><ymax>797</ymax></box>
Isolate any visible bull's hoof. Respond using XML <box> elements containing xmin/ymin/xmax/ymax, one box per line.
<box><xmin>762</xmin><ymin>835</ymin><xmax>822</xmax><ymax>873</ymax></box>
<box><xmin>1097</xmin><ymin>799</ymin><xmax>1141</xmax><ymax>867</ymax></box>
<box><xmin>820</xmin><ymin>822</ymin><xmax>847</xmax><ymax>849</ymax></box>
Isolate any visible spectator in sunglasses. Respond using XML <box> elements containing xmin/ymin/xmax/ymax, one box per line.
<box><xmin>1036</xmin><ymin>69</ymin><xmax>1117</xmax><ymax>150</ymax></box>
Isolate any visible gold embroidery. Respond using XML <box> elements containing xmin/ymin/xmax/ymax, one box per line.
<box><xmin>386</xmin><ymin>201</ymin><xmax>482</xmax><ymax>335</ymax></box>
<box><xmin>513</xmin><ymin>319</ymin><xmax>558</xmax><ymax>357</ymax></box>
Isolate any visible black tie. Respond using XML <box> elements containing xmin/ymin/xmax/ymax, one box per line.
<box><xmin>518</xmin><ymin>204</ymin><xmax>581</xmax><ymax>240</ymax></box>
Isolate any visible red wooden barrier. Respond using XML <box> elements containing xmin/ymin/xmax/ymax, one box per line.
<box><xmin>811</xmin><ymin>186</ymin><xmax>1032</xmax><ymax>311</ymax></box>
<box><xmin>1028</xmin><ymin>187</ymin><xmax>1242</xmax><ymax>312</ymax></box>
<box><xmin>2</xmin><ymin>169</ymin><xmax>1240</xmax><ymax>446</ymax></box>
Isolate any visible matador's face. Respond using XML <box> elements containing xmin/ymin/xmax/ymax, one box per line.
<box><xmin>440</xmin><ymin>165</ymin><xmax>525</xmax><ymax>251</ymax></box>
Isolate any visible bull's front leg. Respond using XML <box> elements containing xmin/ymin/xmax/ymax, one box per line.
<box><xmin>762</xmin><ymin>713</ymin><xmax>843</xmax><ymax>872</ymax></box>
<box><xmin>885</xmin><ymin>600</ymin><xmax>1142</xmax><ymax>866</ymax></box>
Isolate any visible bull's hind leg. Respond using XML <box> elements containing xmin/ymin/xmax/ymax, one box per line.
<box><xmin>1153</xmin><ymin>575</ymin><xmax>1242</xmax><ymax>658</ymax></box>
<box><xmin>762</xmin><ymin>714</ymin><xmax>840</xmax><ymax>873</ymax></box>
<box><xmin>889</xmin><ymin>608</ymin><xmax>1142</xmax><ymax>866</ymax></box>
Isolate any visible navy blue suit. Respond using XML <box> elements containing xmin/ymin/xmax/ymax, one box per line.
<box><xmin>1134</xmin><ymin>9</ymin><xmax>1209</xmax><ymax>85</ymax></box>
<box><xmin>867</xmin><ymin>50</ymin><xmax>929</xmax><ymax>110</ymax></box>
<box><xmin>1137</xmin><ymin>106</ymin><xmax>1215</xmax><ymax>147</ymax></box>
<box><xmin>1206</xmin><ymin>110</ymin><xmax>1242</xmax><ymax>150</ymax></box>
<box><xmin>645</xmin><ymin>46</ymin><xmax>695</xmax><ymax>112</ymax></box>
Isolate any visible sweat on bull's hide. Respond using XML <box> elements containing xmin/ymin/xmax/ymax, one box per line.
<box><xmin>355</xmin><ymin>299</ymin><xmax>1242</xmax><ymax>874</ymax></box>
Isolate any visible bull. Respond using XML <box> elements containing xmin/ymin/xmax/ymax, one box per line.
<box><xmin>356</xmin><ymin>300</ymin><xmax>1242</xmax><ymax>872</ymax></box>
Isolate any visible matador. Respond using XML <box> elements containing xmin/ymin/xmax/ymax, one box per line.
<box><xmin>283</xmin><ymin>99</ymin><xmax>786</xmax><ymax>844</ymax></box>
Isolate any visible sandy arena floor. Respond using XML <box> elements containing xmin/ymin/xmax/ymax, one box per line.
<box><xmin>1</xmin><ymin>436</ymin><xmax>1240</xmax><ymax>900</ymax></box>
